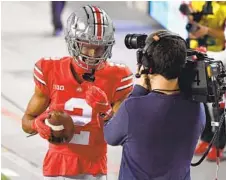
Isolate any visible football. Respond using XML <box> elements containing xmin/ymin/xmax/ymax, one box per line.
<box><xmin>45</xmin><ymin>110</ymin><xmax>75</xmax><ymax>143</ymax></box>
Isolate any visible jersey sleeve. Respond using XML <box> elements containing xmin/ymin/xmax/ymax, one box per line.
<box><xmin>33</xmin><ymin>58</ymin><xmax>52</xmax><ymax>96</ymax></box>
<box><xmin>112</xmin><ymin>66</ymin><xmax>134</xmax><ymax>103</ymax></box>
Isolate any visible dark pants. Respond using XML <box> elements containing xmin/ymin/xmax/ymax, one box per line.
<box><xmin>201</xmin><ymin>103</ymin><xmax>226</xmax><ymax>149</ymax></box>
<box><xmin>51</xmin><ymin>1</ymin><xmax>66</xmax><ymax>31</ymax></box>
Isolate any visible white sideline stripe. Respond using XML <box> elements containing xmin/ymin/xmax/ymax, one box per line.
<box><xmin>34</xmin><ymin>73</ymin><xmax>46</xmax><ymax>85</ymax></box>
<box><xmin>1</xmin><ymin>168</ymin><xmax>19</xmax><ymax>177</ymax></box>
<box><xmin>121</xmin><ymin>74</ymin><xmax>133</xmax><ymax>82</ymax></box>
<box><xmin>116</xmin><ymin>82</ymin><xmax>133</xmax><ymax>91</ymax></box>
<box><xmin>2</xmin><ymin>151</ymin><xmax>42</xmax><ymax>177</ymax></box>
<box><xmin>34</xmin><ymin>65</ymin><xmax>43</xmax><ymax>75</ymax></box>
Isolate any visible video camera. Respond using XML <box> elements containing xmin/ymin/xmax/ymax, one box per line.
<box><xmin>124</xmin><ymin>33</ymin><xmax>226</xmax><ymax>103</ymax></box>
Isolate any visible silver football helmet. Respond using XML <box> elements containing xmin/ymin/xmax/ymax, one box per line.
<box><xmin>65</xmin><ymin>5</ymin><xmax>115</xmax><ymax>70</ymax></box>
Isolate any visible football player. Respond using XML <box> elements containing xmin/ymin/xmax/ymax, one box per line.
<box><xmin>22</xmin><ymin>5</ymin><xmax>133</xmax><ymax>180</ymax></box>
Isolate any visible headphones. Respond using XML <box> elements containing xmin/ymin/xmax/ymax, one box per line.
<box><xmin>139</xmin><ymin>30</ymin><xmax>187</xmax><ymax>76</ymax></box>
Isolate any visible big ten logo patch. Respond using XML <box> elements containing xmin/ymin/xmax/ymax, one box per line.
<box><xmin>53</xmin><ymin>84</ymin><xmax>65</xmax><ymax>91</ymax></box>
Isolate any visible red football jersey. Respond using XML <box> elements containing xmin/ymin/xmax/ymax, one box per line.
<box><xmin>33</xmin><ymin>57</ymin><xmax>133</xmax><ymax>176</ymax></box>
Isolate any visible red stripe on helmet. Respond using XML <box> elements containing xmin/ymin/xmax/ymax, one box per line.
<box><xmin>93</xmin><ymin>6</ymin><xmax>102</xmax><ymax>40</ymax></box>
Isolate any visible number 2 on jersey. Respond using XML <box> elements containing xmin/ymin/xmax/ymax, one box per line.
<box><xmin>64</xmin><ymin>98</ymin><xmax>92</xmax><ymax>145</ymax></box>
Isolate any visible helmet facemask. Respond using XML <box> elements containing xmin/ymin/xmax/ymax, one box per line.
<box><xmin>67</xmin><ymin>38</ymin><xmax>114</xmax><ymax>70</ymax></box>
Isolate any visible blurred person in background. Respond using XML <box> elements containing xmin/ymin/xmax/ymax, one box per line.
<box><xmin>185</xmin><ymin>1</ymin><xmax>226</xmax><ymax>52</ymax></box>
<box><xmin>182</xmin><ymin>1</ymin><xmax>226</xmax><ymax>161</ymax></box>
<box><xmin>22</xmin><ymin>5</ymin><xmax>133</xmax><ymax>180</ymax></box>
<box><xmin>51</xmin><ymin>1</ymin><xmax>66</xmax><ymax>36</ymax></box>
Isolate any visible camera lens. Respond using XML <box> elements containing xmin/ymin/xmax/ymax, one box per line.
<box><xmin>124</xmin><ymin>34</ymin><xmax>147</xmax><ymax>49</ymax></box>
<box><xmin>124</xmin><ymin>34</ymin><xmax>136</xmax><ymax>49</ymax></box>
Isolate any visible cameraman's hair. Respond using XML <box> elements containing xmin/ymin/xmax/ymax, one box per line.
<box><xmin>146</xmin><ymin>30</ymin><xmax>187</xmax><ymax>80</ymax></box>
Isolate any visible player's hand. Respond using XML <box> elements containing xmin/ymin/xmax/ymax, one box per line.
<box><xmin>31</xmin><ymin>111</ymin><xmax>51</xmax><ymax>140</ymax></box>
<box><xmin>85</xmin><ymin>86</ymin><xmax>113</xmax><ymax>119</ymax></box>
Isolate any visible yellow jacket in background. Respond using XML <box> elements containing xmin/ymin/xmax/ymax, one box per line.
<box><xmin>190</xmin><ymin>1</ymin><xmax>226</xmax><ymax>52</ymax></box>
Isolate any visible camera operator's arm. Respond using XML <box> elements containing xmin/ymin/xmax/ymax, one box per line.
<box><xmin>103</xmin><ymin>100</ymin><xmax>129</xmax><ymax>146</ymax></box>
<box><xmin>129</xmin><ymin>85</ymin><xmax>149</xmax><ymax>97</ymax></box>
<box><xmin>190</xmin><ymin>24</ymin><xmax>225</xmax><ymax>39</ymax></box>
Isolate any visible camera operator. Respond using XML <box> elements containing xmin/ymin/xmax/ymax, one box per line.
<box><xmin>184</xmin><ymin>1</ymin><xmax>226</xmax><ymax>161</ymax></box>
<box><xmin>102</xmin><ymin>30</ymin><xmax>206</xmax><ymax>180</ymax></box>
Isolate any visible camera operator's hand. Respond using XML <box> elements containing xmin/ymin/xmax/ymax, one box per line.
<box><xmin>136</xmin><ymin>74</ymin><xmax>151</xmax><ymax>91</ymax></box>
<box><xmin>136</xmin><ymin>65</ymin><xmax>151</xmax><ymax>91</ymax></box>
<box><xmin>190</xmin><ymin>24</ymin><xmax>209</xmax><ymax>39</ymax></box>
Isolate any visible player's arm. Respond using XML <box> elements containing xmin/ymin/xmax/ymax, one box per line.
<box><xmin>22</xmin><ymin>86</ymin><xmax>50</xmax><ymax>134</ymax></box>
<box><xmin>111</xmin><ymin>66</ymin><xmax>133</xmax><ymax>113</ymax></box>
<box><xmin>22</xmin><ymin>58</ymin><xmax>52</xmax><ymax>139</ymax></box>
